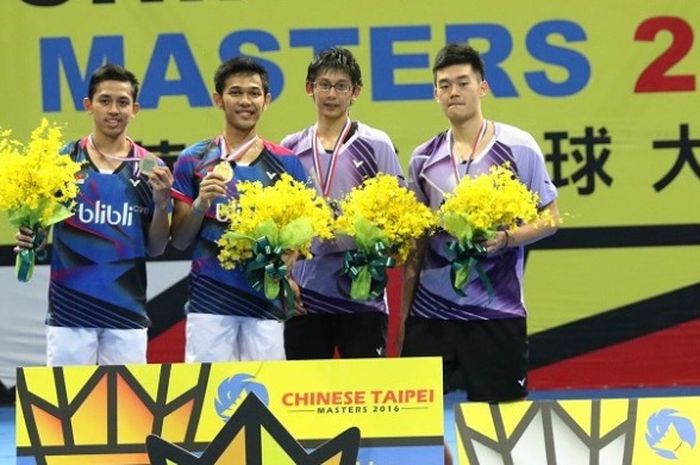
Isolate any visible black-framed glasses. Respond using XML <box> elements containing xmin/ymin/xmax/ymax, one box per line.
<box><xmin>312</xmin><ymin>81</ymin><xmax>353</xmax><ymax>94</ymax></box>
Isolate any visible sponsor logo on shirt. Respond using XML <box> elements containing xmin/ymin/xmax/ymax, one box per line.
<box><xmin>78</xmin><ymin>201</ymin><xmax>147</xmax><ymax>226</ymax></box>
<box><xmin>216</xmin><ymin>203</ymin><xmax>230</xmax><ymax>223</ymax></box>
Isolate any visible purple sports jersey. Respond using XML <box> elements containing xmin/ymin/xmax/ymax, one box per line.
<box><xmin>172</xmin><ymin>137</ymin><xmax>308</xmax><ymax>320</ymax></box>
<box><xmin>48</xmin><ymin>137</ymin><xmax>166</xmax><ymax>329</ymax></box>
<box><xmin>408</xmin><ymin>122</ymin><xmax>558</xmax><ymax>321</ymax></box>
<box><xmin>281</xmin><ymin>121</ymin><xmax>405</xmax><ymax>315</ymax></box>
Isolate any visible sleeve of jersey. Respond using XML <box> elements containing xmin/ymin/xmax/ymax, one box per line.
<box><xmin>408</xmin><ymin>151</ymin><xmax>429</xmax><ymax>206</ymax></box>
<box><xmin>59</xmin><ymin>141</ymin><xmax>77</xmax><ymax>157</ymax></box>
<box><xmin>171</xmin><ymin>151</ymin><xmax>197</xmax><ymax>204</ymax></box>
<box><xmin>519</xmin><ymin>136</ymin><xmax>558</xmax><ymax>208</ymax></box>
<box><xmin>374</xmin><ymin>132</ymin><xmax>406</xmax><ymax>186</ymax></box>
<box><xmin>282</xmin><ymin>151</ymin><xmax>310</xmax><ymax>185</ymax></box>
<box><xmin>279</xmin><ymin>133</ymin><xmax>296</xmax><ymax>150</ymax></box>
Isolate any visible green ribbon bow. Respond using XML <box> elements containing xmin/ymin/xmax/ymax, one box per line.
<box><xmin>445</xmin><ymin>239</ymin><xmax>494</xmax><ymax>301</ymax></box>
<box><xmin>244</xmin><ymin>236</ymin><xmax>296</xmax><ymax>320</ymax></box>
<box><xmin>15</xmin><ymin>225</ymin><xmax>47</xmax><ymax>283</ymax></box>
<box><xmin>342</xmin><ymin>241</ymin><xmax>396</xmax><ymax>301</ymax></box>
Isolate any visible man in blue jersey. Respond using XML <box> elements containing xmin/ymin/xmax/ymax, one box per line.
<box><xmin>400</xmin><ymin>42</ymin><xmax>560</xmax><ymax>464</ymax></box>
<box><xmin>171</xmin><ymin>57</ymin><xmax>307</xmax><ymax>362</ymax></box>
<box><xmin>14</xmin><ymin>64</ymin><xmax>173</xmax><ymax>366</ymax></box>
<box><xmin>281</xmin><ymin>47</ymin><xmax>405</xmax><ymax>359</ymax></box>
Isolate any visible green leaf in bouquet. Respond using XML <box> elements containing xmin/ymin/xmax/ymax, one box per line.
<box><xmin>353</xmin><ymin>216</ymin><xmax>386</xmax><ymax>253</ymax></box>
<box><xmin>263</xmin><ymin>272</ymin><xmax>281</xmax><ymax>300</ymax></box>
<box><xmin>480</xmin><ymin>229</ymin><xmax>497</xmax><ymax>241</ymax></box>
<box><xmin>7</xmin><ymin>207</ymin><xmax>31</xmax><ymax>229</ymax></box>
<box><xmin>445</xmin><ymin>239</ymin><xmax>493</xmax><ymax>301</ymax></box>
<box><xmin>443</xmin><ymin>212</ymin><xmax>472</xmax><ymax>242</ymax></box>
<box><xmin>46</xmin><ymin>204</ymin><xmax>75</xmax><ymax>225</ymax></box>
<box><xmin>350</xmin><ymin>265</ymin><xmax>372</xmax><ymax>301</ymax></box>
<box><xmin>278</xmin><ymin>217</ymin><xmax>313</xmax><ymax>250</ymax></box>
<box><xmin>253</xmin><ymin>218</ymin><xmax>280</xmax><ymax>245</ymax></box>
<box><xmin>220</xmin><ymin>230</ymin><xmax>256</xmax><ymax>243</ymax></box>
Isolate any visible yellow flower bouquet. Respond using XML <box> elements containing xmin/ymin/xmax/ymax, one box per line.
<box><xmin>0</xmin><ymin>119</ymin><xmax>81</xmax><ymax>282</ymax></box>
<box><xmin>439</xmin><ymin>163</ymin><xmax>546</xmax><ymax>297</ymax></box>
<box><xmin>217</xmin><ymin>173</ymin><xmax>334</xmax><ymax>318</ymax></box>
<box><xmin>335</xmin><ymin>174</ymin><xmax>437</xmax><ymax>301</ymax></box>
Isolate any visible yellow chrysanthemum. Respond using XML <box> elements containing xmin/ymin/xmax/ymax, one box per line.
<box><xmin>335</xmin><ymin>173</ymin><xmax>437</xmax><ymax>263</ymax></box>
<box><xmin>440</xmin><ymin>163</ymin><xmax>548</xmax><ymax>241</ymax></box>
<box><xmin>0</xmin><ymin>119</ymin><xmax>81</xmax><ymax>228</ymax></box>
<box><xmin>217</xmin><ymin>173</ymin><xmax>334</xmax><ymax>270</ymax></box>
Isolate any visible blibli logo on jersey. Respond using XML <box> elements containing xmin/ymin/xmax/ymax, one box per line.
<box><xmin>78</xmin><ymin>201</ymin><xmax>141</xmax><ymax>226</ymax></box>
<box><xmin>216</xmin><ymin>202</ymin><xmax>237</xmax><ymax>223</ymax></box>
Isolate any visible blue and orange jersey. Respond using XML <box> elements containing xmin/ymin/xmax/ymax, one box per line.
<box><xmin>172</xmin><ymin>136</ymin><xmax>307</xmax><ymax>319</ymax></box>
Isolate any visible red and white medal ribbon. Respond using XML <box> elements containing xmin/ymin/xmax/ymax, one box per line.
<box><xmin>312</xmin><ymin>119</ymin><xmax>352</xmax><ymax>197</ymax></box>
<box><xmin>88</xmin><ymin>134</ymin><xmax>140</xmax><ymax>176</ymax></box>
<box><xmin>219</xmin><ymin>134</ymin><xmax>259</xmax><ymax>162</ymax></box>
<box><xmin>449</xmin><ymin>119</ymin><xmax>488</xmax><ymax>184</ymax></box>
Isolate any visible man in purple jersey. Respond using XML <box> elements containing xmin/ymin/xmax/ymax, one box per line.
<box><xmin>14</xmin><ymin>64</ymin><xmax>173</xmax><ymax>366</ymax></box>
<box><xmin>401</xmin><ymin>44</ymin><xmax>560</xmax><ymax>463</ymax></box>
<box><xmin>281</xmin><ymin>47</ymin><xmax>405</xmax><ymax>360</ymax></box>
<box><xmin>401</xmin><ymin>42</ymin><xmax>560</xmax><ymax>464</ymax></box>
<box><xmin>171</xmin><ymin>57</ymin><xmax>308</xmax><ymax>362</ymax></box>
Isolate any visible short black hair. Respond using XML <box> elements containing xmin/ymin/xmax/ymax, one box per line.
<box><xmin>214</xmin><ymin>57</ymin><xmax>270</xmax><ymax>95</ymax></box>
<box><xmin>432</xmin><ymin>43</ymin><xmax>485</xmax><ymax>83</ymax></box>
<box><xmin>88</xmin><ymin>64</ymin><xmax>139</xmax><ymax>101</ymax></box>
<box><xmin>306</xmin><ymin>47</ymin><xmax>362</xmax><ymax>87</ymax></box>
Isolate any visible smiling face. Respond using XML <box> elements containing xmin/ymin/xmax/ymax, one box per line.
<box><xmin>306</xmin><ymin>69</ymin><xmax>360</xmax><ymax>122</ymax></box>
<box><xmin>434</xmin><ymin>63</ymin><xmax>488</xmax><ymax>125</ymax></box>
<box><xmin>213</xmin><ymin>72</ymin><xmax>271</xmax><ymax>135</ymax></box>
<box><xmin>84</xmin><ymin>80</ymin><xmax>139</xmax><ymax>139</ymax></box>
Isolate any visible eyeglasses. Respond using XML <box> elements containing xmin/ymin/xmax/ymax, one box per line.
<box><xmin>312</xmin><ymin>81</ymin><xmax>353</xmax><ymax>94</ymax></box>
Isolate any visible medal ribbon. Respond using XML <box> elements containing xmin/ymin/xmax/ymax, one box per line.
<box><xmin>312</xmin><ymin>119</ymin><xmax>352</xmax><ymax>197</ymax></box>
<box><xmin>449</xmin><ymin>119</ymin><xmax>488</xmax><ymax>184</ymax></box>
<box><xmin>88</xmin><ymin>134</ymin><xmax>143</xmax><ymax>176</ymax></box>
<box><xmin>219</xmin><ymin>134</ymin><xmax>259</xmax><ymax>162</ymax></box>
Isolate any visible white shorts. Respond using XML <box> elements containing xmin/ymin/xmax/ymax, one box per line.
<box><xmin>46</xmin><ymin>326</ymin><xmax>148</xmax><ymax>366</ymax></box>
<box><xmin>185</xmin><ymin>313</ymin><xmax>285</xmax><ymax>362</ymax></box>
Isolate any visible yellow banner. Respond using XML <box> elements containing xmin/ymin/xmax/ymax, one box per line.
<box><xmin>2</xmin><ymin>1</ymin><xmax>698</xmax><ymax>228</ymax></box>
<box><xmin>16</xmin><ymin>357</ymin><xmax>443</xmax><ymax>464</ymax></box>
<box><xmin>2</xmin><ymin>1</ymin><xmax>699</xmax><ymax>384</ymax></box>
<box><xmin>456</xmin><ymin>396</ymin><xmax>700</xmax><ymax>464</ymax></box>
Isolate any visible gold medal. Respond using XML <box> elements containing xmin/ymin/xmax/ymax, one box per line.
<box><xmin>213</xmin><ymin>161</ymin><xmax>234</xmax><ymax>182</ymax></box>
<box><xmin>140</xmin><ymin>153</ymin><xmax>158</xmax><ymax>175</ymax></box>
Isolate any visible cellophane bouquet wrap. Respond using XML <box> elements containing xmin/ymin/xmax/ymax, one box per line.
<box><xmin>217</xmin><ymin>173</ymin><xmax>334</xmax><ymax>318</ymax></box>
<box><xmin>439</xmin><ymin>163</ymin><xmax>549</xmax><ymax>297</ymax></box>
<box><xmin>0</xmin><ymin>119</ymin><xmax>81</xmax><ymax>282</ymax></box>
<box><xmin>334</xmin><ymin>173</ymin><xmax>437</xmax><ymax>301</ymax></box>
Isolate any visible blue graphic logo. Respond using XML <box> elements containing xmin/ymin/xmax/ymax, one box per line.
<box><xmin>645</xmin><ymin>409</ymin><xmax>696</xmax><ymax>460</ymax></box>
<box><xmin>215</xmin><ymin>373</ymin><xmax>269</xmax><ymax>422</ymax></box>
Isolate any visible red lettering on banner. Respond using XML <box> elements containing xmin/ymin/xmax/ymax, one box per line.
<box><xmin>281</xmin><ymin>391</ymin><xmax>366</xmax><ymax>406</ymax></box>
<box><xmin>370</xmin><ymin>389</ymin><xmax>434</xmax><ymax>404</ymax></box>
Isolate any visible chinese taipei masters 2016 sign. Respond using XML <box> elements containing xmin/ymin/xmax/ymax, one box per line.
<box><xmin>16</xmin><ymin>357</ymin><xmax>444</xmax><ymax>465</ymax></box>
